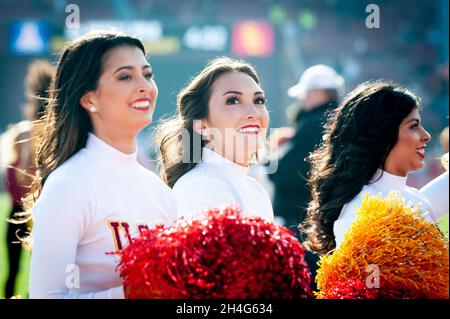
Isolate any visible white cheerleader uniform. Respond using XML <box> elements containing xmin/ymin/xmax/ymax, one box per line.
<box><xmin>29</xmin><ymin>133</ymin><xmax>177</xmax><ymax>298</ymax></box>
<box><xmin>173</xmin><ymin>147</ymin><xmax>274</xmax><ymax>222</ymax></box>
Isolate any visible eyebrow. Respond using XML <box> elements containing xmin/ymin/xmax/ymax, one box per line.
<box><xmin>222</xmin><ymin>90</ymin><xmax>264</xmax><ymax>96</ymax></box>
<box><xmin>113</xmin><ymin>65</ymin><xmax>151</xmax><ymax>75</ymax></box>
<box><xmin>407</xmin><ymin>118</ymin><xmax>420</xmax><ymax>124</ymax></box>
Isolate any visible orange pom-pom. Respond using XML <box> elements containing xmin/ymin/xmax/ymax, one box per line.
<box><xmin>316</xmin><ymin>193</ymin><xmax>449</xmax><ymax>299</ymax></box>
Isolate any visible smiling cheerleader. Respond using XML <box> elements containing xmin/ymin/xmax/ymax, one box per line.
<box><xmin>302</xmin><ymin>80</ymin><xmax>438</xmax><ymax>256</ymax></box>
<box><xmin>156</xmin><ymin>57</ymin><xmax>274</xmax><ymax>222</ymax></box>
<box><xmin>27</xmin><ymin>31</ymin><xmax>177</xmax><ymax>298</ymax></box>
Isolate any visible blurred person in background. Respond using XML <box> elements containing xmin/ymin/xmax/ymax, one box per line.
<box><xmin>0</xmin><ymin>60</ymin><xmax>54</xmax><ymax>298</ymax></box>
<box><xmin>269</xmin><ymin>65</ymin><xmax>344</xmax><ymax>228</ymax></box>
<box><xmin>267</xmin><ymin>64</ymin><xmax>344</xmax><ymax>290</ymax></box>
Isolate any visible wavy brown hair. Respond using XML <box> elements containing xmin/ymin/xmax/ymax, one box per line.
<box><xmin>155</xmin><ymin>56</ymin><xmax>260</xmax><ymax>188</ymax></box>
<box><xmin>301</xmin><ymin>80</ymin><xmax>420</xmax><ymax>255</ymax></box>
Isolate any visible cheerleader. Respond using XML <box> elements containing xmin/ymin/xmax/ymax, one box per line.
<box><xmin>28</xmin><ymin>31</ymin><xmax>177</xmax><ymax>298</ymax></box>
<box><xmin>302</xmin><ymin>80</ymin><xmax>437</xmax><ymax>255</ymax></box>
<box><xmin>156</xmin><ymin>57</ymin><xmax>273</xmax><ymax>222</ymax></box>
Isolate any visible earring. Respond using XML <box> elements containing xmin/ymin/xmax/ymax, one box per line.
<box><xmin>89</xmin><ymin>105</ymin><xmax>97</xmax><ymax>113</ymax></box>
<box><xmin>203</xmin><ymin>128</ymin><xmax>210</xmax><ymax>140</ymax></box>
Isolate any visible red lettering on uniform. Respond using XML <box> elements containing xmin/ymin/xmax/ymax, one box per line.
<box><xmin>121</xmin><ymin>222</ymin><xmax>132</xmax><ymax>244</ymax></box>
<box><xmin>108</xmin><ymin>221</ymin><xmax>123</xmax><ymax>251</ymax></box>
<box><xmin>108</xmin><ymin>220</ymin><xmax>150</xmax><ymax>252</ymax></box>
<box><xmin>137</xmin><ymin>224</ymin><xmax>149</xmax><ymax>235</ymax></box>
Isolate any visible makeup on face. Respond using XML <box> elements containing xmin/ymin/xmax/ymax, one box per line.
<box><xmin>205</xmin><ymin>72</ymin><xmax>269</xmax><ymax>165</ymax></box>
<box><xmin>384</xmin><ymin>108</ymin><xmax>431</xmax><ymax>176</ymax></box>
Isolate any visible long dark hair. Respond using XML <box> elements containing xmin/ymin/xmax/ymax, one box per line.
<box><xmin>24</xmin><ymin>31</ymin><xmax>146</xmax><ymax>209</ymax></box>
<box><xmin>301</xmin><ymin>80</ymin><xmax>420</xmax><ymax>255</ymax></box>
<box><xmin>155</xmin><ymin>56</ymin><xmax>260</xmax><ymax>188</ymax></box>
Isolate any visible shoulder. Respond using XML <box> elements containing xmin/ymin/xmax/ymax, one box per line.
<box><xmin>339</xmin><ymin>187</ymin><xmax>368</xmax><ymax>218</ymax></box>
<box><xmin>33</xmin><ymin>163</ymin><xmax>94</xmax><ymax>232</ymax></box>
<box><xmin>46</xmin><ymin>149</ymin><xmax>90</xmax><ymax>181</ymax></box>
<box><xmin>44</xmin><ymin>154</ymin><xmax>88</xmax><ymax>191</ymax></box>
<box><xmin>173</xmin><ymin>167</ymin><xmax>236</xmax><ymax>215</ymax></box>
<box><xmin>38</xmin><ymin>174</ymin><xmax>91</xmax><ymax>212</ymax></box>
<box><xmin>173</xmin><ymin>167</ymin><xmax>231</xmax><ymax>196</ymax></box>
<box><xmin>173</xmin><ymin>169</ymin><xmax>236</xmax><ymax>209</ymax></box>
<box><xmin>245</xmin><ymin>175</ymin><xmax>270</xmax><ymax>197</ymax></box>
<box><xmin>36</xmin><ymin>151</ymin><xmax>94</xmax><ymax>211</ymax></box>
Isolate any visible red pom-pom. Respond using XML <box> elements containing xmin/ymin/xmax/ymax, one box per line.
<box><xmin>116</xmin><ymin>205</ymin><xmax>312</xmax><ymax>299</ymax></box>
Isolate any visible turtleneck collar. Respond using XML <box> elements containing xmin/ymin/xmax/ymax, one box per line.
<box><xmin>200</xmin><ymin>147</ymin><xmax>249</xmax><ymax>178</ymax></box>
<box><xmin>85</xmin><ymin>132</ymin><xmax>139</xmax><ymax>174</ymax></box>
<box><xmin>370</xmin><ymin>168</ymin><xmax>407</xmax><ymax>190</ymax></box>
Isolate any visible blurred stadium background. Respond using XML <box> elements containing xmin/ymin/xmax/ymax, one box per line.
<box><xmin>0</xmin><ymin>0</ymin><xmax>448</xmax><ymax>298</ymax></box>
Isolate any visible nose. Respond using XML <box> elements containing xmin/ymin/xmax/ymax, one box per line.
<box><xmin>421</xmin><ymin>127</ymin><xmax>431</xmax><ymax>143</ymax></box>
<box><xmin>245</xmin><ymin>101</ymin><xmax>261</xmax><ymax>119</ymax></box>
<box><xmin>137</xmin><ymin>76</ymin><xmax>157</xmax><ymax>95</ymax></box>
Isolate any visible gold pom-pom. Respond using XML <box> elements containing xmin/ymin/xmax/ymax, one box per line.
<box><xmin>316</xmin><ymin>192</ymin><xmax>449</xmax><ymax>299</ymax></box>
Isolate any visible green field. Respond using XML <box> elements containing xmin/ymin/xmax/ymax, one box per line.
<box><xmin>0</xmin><ymin>192</ymin><xmax>31</xmax><ymax>299</ymax></box>
<box><xmin>0</xmin><ymin>191</ymin><xmax>448</xmax><ymax>299</ymax></box>
<box><xmin>439</xmin><ymin>214</ymin><xmax>449</xmax><ymax>237</ymax></box>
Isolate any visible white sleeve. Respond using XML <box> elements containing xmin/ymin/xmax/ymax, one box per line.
<box><xmin>420</xmin><ymin>171</ymin><xmax>449</xmax><ymax>221</ymax></box>
<box><xmin>333</xmin><ymin>217</ymin><xmax>354</xmax><ymax>248</ymax></box>
<box><xmin>29</xmin><ymin>176</ymin><xmax>124</xmax><ymax>299</ymax></box>
<box><xmin>173</xmin><ymin>178</ymin><xmax>237</xmax><ymax>219</ymax></box>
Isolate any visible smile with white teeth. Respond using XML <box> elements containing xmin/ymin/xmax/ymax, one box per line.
<box><xmin>238</xmin><ymin>127</ymin><xmax>260</xmax><ymax>134</ymax></box>
<box><xmin>131</xmin><ymin>100</ymin><xmax>150</xmax><ymax>109</ymax></box>
<box><xmin>416</xmin><ymin>147</ymin><xmax>426</xmax><ymax>158</ymax></box>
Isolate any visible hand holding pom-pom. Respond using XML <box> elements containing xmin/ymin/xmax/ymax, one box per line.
<box><xmin>116</xmin><ymin>205</ymin><xmax>312</xmax><ymax>299</ymax></box>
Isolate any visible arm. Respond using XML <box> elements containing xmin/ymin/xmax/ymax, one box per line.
<box><xmin>420</xmin><ymin>171</ymin><xmax>449</xmax><ymax>221</ymax></box>
<box><xmin>333</xmin><ymin>194</ymin><xmax>365</xmax><ymax>248</ymax></box>
<box><xmin>29</xmin><ymin>176</ymin><xmax>124</xmax><ymax>299</ymax></box>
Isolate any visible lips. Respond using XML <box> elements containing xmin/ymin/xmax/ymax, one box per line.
<box><xmin>130</xmin><ymin>98</ymin><xmax>151</xmax><ymax>111</ymax></box>
<box><xmin>416</xmin><ymin>146</ymin><xmax>426</xmax><ymax>159</ymax></box>
<box><xmin>237</xmin><ymin>125</ymin><xmax>260</xmax><ymax>134</ymax></box>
